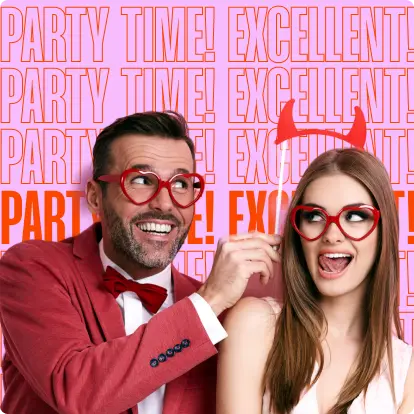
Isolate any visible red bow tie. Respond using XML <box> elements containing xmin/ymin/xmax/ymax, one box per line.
<box><xmin>103</xmin><ymin>266</ymin><xmax>168</xmax><ymax>314</ymax></box>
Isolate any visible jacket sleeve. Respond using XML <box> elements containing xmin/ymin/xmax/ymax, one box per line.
<box><xmin>0</xmin><ymin>243</ymin><xmax>218</xmax><ymax>414</ymax></box>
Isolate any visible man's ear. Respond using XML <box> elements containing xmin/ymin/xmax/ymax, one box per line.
<box><xmin>86</xmin><ymin>179</ymin><xmax>102</xmax><ymax>217</ymax></box>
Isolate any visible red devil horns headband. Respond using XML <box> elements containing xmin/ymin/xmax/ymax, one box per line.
<box><xmin>275</xmin><ymin>99</ymin><xmax>367</xmax><ymax>149</ymax></box>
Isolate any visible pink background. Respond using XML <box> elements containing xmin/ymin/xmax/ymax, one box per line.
<box><xmin>1</xmin><ymin>0</ymin><xmax>414</xmax><ymax>403</ymax></box>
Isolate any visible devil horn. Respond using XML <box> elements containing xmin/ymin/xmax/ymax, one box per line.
<box><xmin>275</xmin><ymin>99</ymin><xmax>367</xmax><ymax>149</ymax></box>
<box><xmin>275</xmin><ymin>99</ymin><xmax>297</xmax><ymax>145</ymax></box>
<box><xmin>344</xmin><ymin>106</ymin><xmax>367</xmax><ymax>149</ymax></box>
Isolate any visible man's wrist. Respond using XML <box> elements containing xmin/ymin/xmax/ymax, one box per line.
<box><xmin>197</xmin><ymin>285</ymin><xmax>225</xmax><ymax>317</ymax></box>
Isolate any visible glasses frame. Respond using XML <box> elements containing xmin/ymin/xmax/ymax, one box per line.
<box><xmin>290</xmin><ymin>204</ymin><xmax>381</xmax><ymax>242</ymax></box>
<box><xmin>97</xmin><ymin>169</ymin><xmax>205</xmax><ymax>208</ymax></box>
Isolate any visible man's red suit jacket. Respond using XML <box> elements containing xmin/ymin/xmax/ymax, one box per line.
<box><xmin>0</xmin><ymin>223</ymin><xmax>282</xmax><ymax>414</ymax></box>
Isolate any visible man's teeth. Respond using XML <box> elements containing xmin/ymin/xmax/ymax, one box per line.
<box><xmin>138</xmin><ymin>223</ymin><xmax>172</xmax><ymax>234</ymax></box>
<box><xmin>322</xmin><ymin>253</ymin><xmax>352</xmax><ymax>258</ymax></box>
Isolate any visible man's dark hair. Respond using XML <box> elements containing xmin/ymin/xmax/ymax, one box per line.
<box><xmin>92</xmin><ymin>111</ymin><xmax>195</xmax><ymax>189</ymax></box>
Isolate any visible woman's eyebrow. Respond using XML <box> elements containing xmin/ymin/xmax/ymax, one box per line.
<box><xmin>302</xmin><ymin>202</ymin><xmax>367</xmax><ymax>209</ymax></box>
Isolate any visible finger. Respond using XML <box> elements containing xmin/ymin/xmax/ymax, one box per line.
<box><xmin>216</xmin><ymin>236</ymin><xmax>230</xmax><ymax>254</ymax></box>
<box><xmin>272</xmin><ymin>250</ymin><xmax>281</xmax><ymax>263</ymax></box>
<box><xmin>245</xmin><ymin>261</ymin><xmax>270</xmax><ymax>284</ymax></box>
<box><xmin>272</xmin><ymin>234</ymin><xmax>283</xmax><ymax>245</ymax></box>
<box><xmin>275</xmin><ymin>244</ymin><xmax>283</xmax><ymax>256</ymax></box>
<box><xmin>272</xmin><ymin>242</ymin><xmax>282</xmax><ymax>252</ymax></box>
<box><xmin>229</xmin><ymin>231</ymin><xmax>281</xmax><ymax>246</ymax></box>
<box><xmin>230</xmin><ymin>249</ymin><xmax>273</xmax><ymax>278</ymax></box>
<box><xmin>228</xmin><ymin>238</ymin><xmax>280</xmax><ymax>263</ymax></box>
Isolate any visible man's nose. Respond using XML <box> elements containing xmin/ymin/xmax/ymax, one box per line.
<box><xmin>148</xmin><ymin>187</ymin><xmax>174</xmax><ymax>211</ymax></box>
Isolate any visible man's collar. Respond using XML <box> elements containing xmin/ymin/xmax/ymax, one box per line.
<box><xmin>99</xmin><ymin>239</ymin><xmax>172</xmax><ymax>294</ymax></box>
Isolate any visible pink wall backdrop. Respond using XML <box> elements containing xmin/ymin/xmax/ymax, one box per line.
<box><xmin>1</xmin><ymin>0</ymin><xmax>414</xmax><ymax>402</ymax></box>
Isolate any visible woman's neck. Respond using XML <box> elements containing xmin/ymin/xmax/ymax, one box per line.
<box><xmin>319</xmin><ymin>287</ymin><xmax>366</xmax><ymax>341</ymax></box>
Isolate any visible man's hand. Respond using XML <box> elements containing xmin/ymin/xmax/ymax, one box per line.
<box><xmin>197</xmin><ymin>232</ymin><xmax>282</xmax><ymax>316</ymax></box>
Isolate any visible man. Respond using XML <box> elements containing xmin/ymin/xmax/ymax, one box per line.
<box><xmin>0</xmin><ymin>111</ymin><xmax>282</xmax><ymax>414</ymax></box>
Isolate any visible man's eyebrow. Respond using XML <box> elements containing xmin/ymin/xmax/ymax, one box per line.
<box><xmin>130</xmin><ymin>164</ymin><xmax>153</xmax><ymax>171</ymax></box>
<box><xmin>129</xmin><ymin>164</ymin><xmax>191</xmax><ymax>175</ymax></box>
<box><xmin>173</xmin><ymin>168</ymin><xmax>191</xmax><ymax>175</ymax></box>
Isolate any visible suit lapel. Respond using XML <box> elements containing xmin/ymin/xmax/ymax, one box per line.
<box><xmin>71</xmin><ymin>226</ymin><xmax>201</xmax><ymax>414</ymax></box>
<box><xmin>72</xmin><ymin>224</ymin><xmax>126</xmax><ymax>342</ymax></box>
<box><xmin>69</xmin><ymin>225</ymin><xmax>135</xmax><ymax>413</ymax></box>
<box><xmin>162</xmin><ymin>267</ymin><xmax>202</xmax><ymax>414</ymax></box>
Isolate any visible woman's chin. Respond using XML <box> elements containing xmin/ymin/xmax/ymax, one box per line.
<box><xmin>313</xmin><ymin>277</ymin><xmax>368</xmax><ymax>300</ymax></box>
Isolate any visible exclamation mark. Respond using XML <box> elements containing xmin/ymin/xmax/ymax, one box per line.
<box><xmin>204</xmin><ymin>7</ymin><xmax>215</xmax><ymax>62</ymax></box>
<box><xmin>204</xmin><ymin>129</ymin><xmax>215</xmax><ymax>184</ymax></box>
<box><xmin>205</xmin><ymin>191</ymin><xmax>215</xmax><ymax>244</ymax></box>
<box><xmin>408</xmin><ymin>130</ymin><xmax>414</xmax><ymax>184</ymax></box>
<box><xmin>408</xmin><ymin>8</ymin><xmax>414</xmax><ymax>62</ymax></box>
<box><xmin>205</xmin><ymin>68</ymin><xmax>215</xmax><ymax>122</ymax></box>
<box><xmin>408</xmin><ymin>191</ymin><xmax>414</xmax><ymax>244</ymax></box>
<box><xmin>407</xmin><ymin>69</ymin><xmax>414</xmax><ymax>123</ymax></box>
<box><xmin>408</xmin><ymin>253</ymin><xmax>414</xmax><ymax>307</ymax></box>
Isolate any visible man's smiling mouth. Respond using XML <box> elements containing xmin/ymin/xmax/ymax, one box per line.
<box><xmin>136</xmin><ymin>222</ymin><xmax>174</xmax><ymax>235</ymax></box>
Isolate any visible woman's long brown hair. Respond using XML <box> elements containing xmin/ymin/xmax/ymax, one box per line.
<box><xmin>263</xmin><ymin>148</ymin><xmax>402</xmax><ymax>413</ymax></box>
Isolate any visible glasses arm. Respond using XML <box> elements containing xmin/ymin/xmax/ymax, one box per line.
<box><xmin>97</xmin><ymin>174</ymin><xmax>121</xmax><ymax>183</ymax></box>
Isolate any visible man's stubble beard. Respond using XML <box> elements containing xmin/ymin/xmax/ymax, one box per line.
<box><xmin>103</xmin><ymin>202</ymin><xmax>190</xmax><ymax>269</ymax></box>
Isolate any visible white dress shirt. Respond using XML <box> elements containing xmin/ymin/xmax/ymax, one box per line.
<box><xmin>99</xmin><ymin>240</ymin><xmax>227</xmax><ymax>414</ymax></box>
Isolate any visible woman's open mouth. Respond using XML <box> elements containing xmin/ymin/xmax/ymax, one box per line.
<box><xmin>318</xmin><ymin>252</ymin><xmax>353</xmax><ymax>279</ymax></box>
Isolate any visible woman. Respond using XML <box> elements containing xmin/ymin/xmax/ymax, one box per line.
<box><xmin>216</xmin><ymin>148</ymin><xmax>414</xmax><ymax>414</ymax></box>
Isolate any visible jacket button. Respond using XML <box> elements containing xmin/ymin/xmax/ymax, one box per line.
<box><xmin>166</xmin><ymin>348</ymin><xmax>175</xmax><ymax>357</ymax></box>
<box><xmin>181</xmin><ymin>339</ymin><xmax>190</xmax><ymax>348</ymax></box>
<box><xmin>174</xmin><ymin>344</ymin><xmax>182</xmax><ymax>352</ymax></box>
<box><xmin>150</xmin><ymin>358</ymin><xmax>159</xmax><ymax>367</ymax></box>
<box><xmin>158</xmin><ymin>353</ymin><xmax>167</xmax><ymax>363</ymax></box>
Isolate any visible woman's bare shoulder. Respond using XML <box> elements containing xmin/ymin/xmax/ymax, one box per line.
<box><xmin>260</xmin><ymin>296</ymin><xmax>283</xmax><ymax>314</ymax></box>
<box><xmin>216</xmin><ymin>297</ymin><xmax>283</xmax><ymax>413</ymax></box>
<box><xmin>222</xmin><ymin>296</ymin><xmax>282</xmax><ymax>337</ymax></box>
